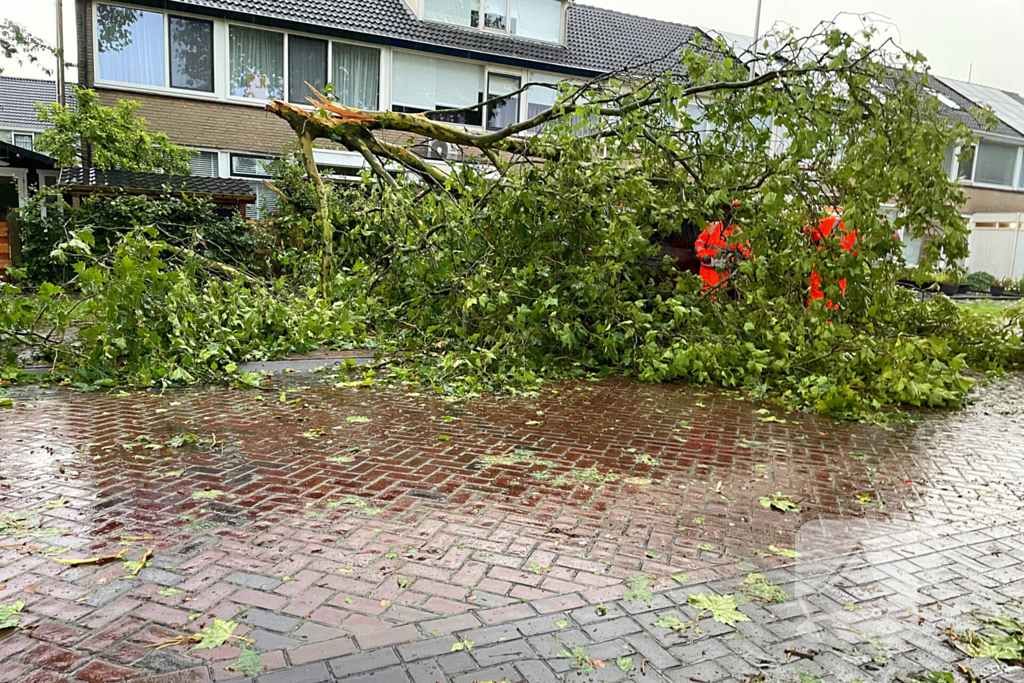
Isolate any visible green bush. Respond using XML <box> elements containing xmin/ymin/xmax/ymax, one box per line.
<box><xmin>963</xmin><ymin>271</ymin><xmax>995</xmax><ymax>292</ymax></box>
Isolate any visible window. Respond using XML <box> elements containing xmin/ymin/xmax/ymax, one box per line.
<box><xmin>288</xmin><ymin>36</ymin><xmax>328</xmax><ymax>104</ymax></box>
<box><xmin>510</xmin><ymin>0</ymin><xmax>562</xmax><ymax>42</ymax></box>
<box><xmin>332</xmin><ymin>43</ymin><xmax>380</xmax><ymax>110</ymax></box>
<box><xmin>487</xmin><ymin>74</ymin><xmax>520</xmax><ymax>131</ymax></box>
<box><xmin>190</xmin><ymin>151</ymin><xmax>220</xmax><ymax>178</ymax></box>
<box><xmin>169</xmin><ymin>16</ymin><xmax>214</xmax><ymax>92</ymax></box>
<box><xmin>229</xmin><ymin>26</ymin><xmax>284</xmax><ymax>100</ymax></box>
<box><xmin>957</xmin><ymin>145</ymin><xmax>975</xmax><ymax>181</ymax></box>
<box><xmin>484</xmin><ymin>0</ymin><xmax>508</xmax><ymax>29</ymax></box>
<box><xmin>974</xmin><ymin>141</ymin><xmax>1018</xmax><ymax>187</ymax></box>
<box><xmin>424</xmin><ymin>0</ymin><xmax>478</xmax><ymax>27</ymax></box>
<box><xmin>231</xmin><ymin>154</ymin><xmax>275</xmax><ymax>178</ymax></box>
<box><xmin>12</xmin><ymin>134</ymin><xmax>33</xmax><ymax>151</ymax></box>
<box><xmin>942</xmin><ymin>143</ymin><xmax>955</xmax><ymax>176</ymax></box>
<box><xmin>423</xmin><ymin>0</ymin><xmax>562</xmax><ymax>43</ymax></box>
<box><xmin>392</xmin><ymin>52</ymin><xmax>484</xmax><ymax>126</ymax></box>
<box><xmin>96</xmin><ymin>4</ymin><xmax>165</xmax><ymax>86</ymax></box>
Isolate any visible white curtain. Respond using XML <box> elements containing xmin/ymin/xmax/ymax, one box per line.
<box><xmin>288</xmin><ymin>36</ymin><xmax>328</xmax><ymax>104</ymax></box>
<box><xmin>511</xmin><ymin>0</ymin><xmax>561</xmax><ymax>42</ymax></box>
<box><xmin>976</xmin><ymin>141</ymin><xmax>1017</xmax><ymax>186</ymax></box>
<box><xmin>424</xmin><ymin>0</ymin><xmax>477</xmax><ymax>26</ymax></box>
<box><xmin>332</xmin><ymin>43</ymin><xmax>380</xmax><ymax>110</ymax></box>
<box><xmin>229</xmin><ymin>26</ymin><xmax>284</xmax><ymax>100</ymax></box>
<box><xmin>484</xmin><ymin>0</ymin><xmax>508</xmax><ymax>29</ymax></box>
<box><xmin>96</xmin><ymin>5</ymin><xmax>165</xmax><ymax>86</ymax></box>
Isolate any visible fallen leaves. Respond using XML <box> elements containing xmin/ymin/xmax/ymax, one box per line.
<box><xmin>0</xmin><ymin>601</ymin><xmax>25</xmax><ymax>629</ymax></box>
<box><xmin>54</xmin><ymin>548</ymin><xmax>127</xmax><ymax>566</ymax></box>
<box><xmin>759</xmin><ymin>493</ymin><xmax>803</xmax><ymax>513</ymax></box>
<box><xmin>150</xmin><ymin>619</ymin><xmax>248</xmax><ymax>650</ymax></box>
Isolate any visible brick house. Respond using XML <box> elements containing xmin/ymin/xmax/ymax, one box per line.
<box><xmin>73</xmin><ymin>0</ymin><xmax>710</xmax><ymax>217</ymax></box>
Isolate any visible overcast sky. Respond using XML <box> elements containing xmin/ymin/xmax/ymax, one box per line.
<box><xmin>1</xmin><ymin>0</ymin><xmax>1021</xmax><ymax>92</ymax></box>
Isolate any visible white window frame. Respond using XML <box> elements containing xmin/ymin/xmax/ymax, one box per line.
<box><xmin>419</xmin><ymin>0</ymin><xmax>565</xmax><ymax>44</ymax></box>
<box><xmin>484</xmin><ymin>67</ymin><xmax>525</xmax><ymax>131</ymax></box>
<box><xmin>954</xmin><ymin>134</ymin><xmax>1024</xmax><ymax>192</ymax></box>
<box><xmin>11</xmin><ymin>132</ymin><xmax>35</xmax><ymax>150</ymax></box>
<box><xmin>390</xmin><ymin>49</ymin><xmax>492</xmax><ymax>130</ymax></box>
<box><xmin>0</xmin><ymin>168</ymin><xmax>29</xmax><ymax>209</ymax></box>
<box><xmin>92</xmin><ymin>2</ymin><xmax>385</xmax><ymax>111</ymax></box>
<box><xmin>92</xmin><ymin>1</ymin><xmax>222</xmax><ymax>100</ymax></box>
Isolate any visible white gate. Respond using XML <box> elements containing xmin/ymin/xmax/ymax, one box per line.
<box><xmin>966</xmin><ymin>213</ymin><xmax>1024</xmax><ymax>279</ymax></box>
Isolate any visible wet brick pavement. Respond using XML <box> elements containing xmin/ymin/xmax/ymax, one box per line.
<box><xmin>0</xmin><ymin>373</ymin><xmax>1023</xmax><ymax>682</ymax></box>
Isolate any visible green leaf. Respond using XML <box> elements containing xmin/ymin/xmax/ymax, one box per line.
<box><xmin>450</xmin><ymin>638</ymin><xmax>474</xmax><ymax>652</ymax></box>
<box><xmin>158</xmin><ymin>587</ymin><xmax>183</xmax><ymax>597</ymax></box>
<box><xmin>192</xmin><ymin>490</ymin><xmax>224</xmax><ymax>500</ymax></box>
<box><xmin>193</xmin><ymin>619</ymin><xmax>238</xmax><ymax>650</ymax></box>
<box><xmin>231</xmin><ymin>646</ymin><xmax>263</xmax><ymax>677</ymax></box>
<box><xmin>740</xmin><ymin>573</ymin><xmax>788</xmax><ymax>603</ymax></box>
<box><xmin>616</xmin><ymin>655</ymin><xmax>635</xmax><ymax>673</ymax></box>
<box><xmin>686</xmin><ymin>593</ymin><xmax>751</xmax><ymax>625</ymax></box>
<box><xmin>0</xmin><ymin>601</ymin><xmax>26</xmax><ymax>629</ymax></box>
<box><xmin>769</xmin><ymin>545</ymin><xmax>800</xmax><ymax>558</ymax></box>
<box><xmin>759</xmin><ymin>493</ymin><xmax>803</xmax><ymax>513</ymax></box>
<box><xmin>346</xmin><ymin>416</ymin><xmax>371</xmax><ymax>423</ymax></box>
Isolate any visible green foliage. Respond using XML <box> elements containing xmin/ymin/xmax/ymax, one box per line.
<box><xmin>0</xmin><ymin>20</ymin><xmax>54</xmax><ymax>75</ymax></box>
<box><xmin>950</xmin><ymin>614</ymin><xmax>1024</xmax><ymax>665</ymax></box>
<box><xmin>963</xmin><ymin>271</ymin><xmax>995</xmax><ymax>293</ymax></box>
<box><xmin>2</xmin><ymin>23</ymin><xmax>1022</xmax><ymax>421</ymax></box>
<box><xmin>623</xmin><ymin>573</ymin><xmax>655</xmax><ymax>603</ymax></box>
<box><xmin>231</xmin><ymin>647</ymin><xmax>263</xmax><ymax>677</ymax></box>
<box><xmin>616</xmin><ymin>656</ymin><xmax>635</xmax><ymax>673</ymax></box>
<box><xmin>35</xmin><ymin>88</ymin><xmax>195</xmax><ymax>174</ymax></box>
<box><xmin>759</xmin><ymin>493</ymin><xmax>802</xmax><ymax>513</ymax></box>
<box><xmin>686</xmin><ymin>593</ymin><xmax>751</xmax><ymax>625</ymax></box>
<box><xmin>193</xmin><ymin>619</ymin><xmax>239</xmax><ymax>650</ymax></box>
<box><xmin>556</xmin><ymin>646</ymin><xmax>593</xmax><ymax>673</ymax></box>
<box><xmin>740</xmin><ymin>573</ymin><xmax>789</xmax><ymax>603</ymax></box>
<box><xmin>0</xmin><ymin>601</ymin><xmax>25</xmax><ymax>629</ymax></box>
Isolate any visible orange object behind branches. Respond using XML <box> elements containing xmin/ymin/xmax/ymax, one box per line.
<box><xmin>696</xmin><ymin>222</ymin><xmax>752</xmax><ymax>292</ymax></box>
<box><xmin>806</xmin><ymin>217</ymin><xmax>857</xmax><ymax>308</ymax></box>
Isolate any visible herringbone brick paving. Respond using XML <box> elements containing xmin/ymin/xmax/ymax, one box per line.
<box><xmin>0</xmin><ymin>373</ymin><xmax>1022</xmax><ymax>682</ymax></box>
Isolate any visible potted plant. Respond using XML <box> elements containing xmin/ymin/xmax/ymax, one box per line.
<box><xmin>991</xmin><ymin>277</ymin><xmax>1012</xmax><ymax>296</ymax></box>
<box><xmin>963</xmin><ymin>271</ymin><xmax>995</xmax><ymax>294</ymax></box>
<box><xmin>934</xmin><ymin>271</ymin><xmax>961</xmax><ymax>296</ymax></box>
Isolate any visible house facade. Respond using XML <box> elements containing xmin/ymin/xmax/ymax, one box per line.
<box><xmin>73</xmin><ymin>0</ymin><xmax>707</xmax><ymax>216</ymax></box>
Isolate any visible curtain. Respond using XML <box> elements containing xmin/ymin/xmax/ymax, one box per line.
<box><xmin>96</xmin><ymin>5</ymin><xmax>164</xmax><ymax>86</ymax></box>
<box><xmin>484</xmin><ymin>0</ymin><xmax>508</xmax><ymax>30</ymax></box>
<box><xmin>229</xmin><ymin>26</ymin><xmax>284</xmax><ymax>100</ymax></box>
<box><xmin>976</xmin><ymin>141</ymin><xmax>1017</xmax><ymax>186</ymax></box>
<box><xmin>487</xmin><ymin>74</ymin><xmax>520</xmax><ymax>131</ymax></box>
<box><xmin>288</xmin><ymin>36</ymin><xmax>328</xmax><ymax>104</ymax></box>
<box><xmin>510</xmin><ymin>0</ymin><xmax>561</xmax><ymax>42</ymax></box>
<box><xmin>332</xmin><ymin>43</ymin><xmax>380</xmax><ymax>110</ymax></box>
<box><xmin>170</xmin><ymin>17</ymin><xmax>213</xmax><ymax>92</ymax></box>
<box><xmin>424</xmin><ymin>0</ymin><xmax>477</xmax><ymax>27</ymax></box>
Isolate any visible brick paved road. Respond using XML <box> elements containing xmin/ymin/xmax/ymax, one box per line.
<box><xmin>1</xmin><ymin>373</ymin><xmax>1023</xmax><ymax>682</ymax></box>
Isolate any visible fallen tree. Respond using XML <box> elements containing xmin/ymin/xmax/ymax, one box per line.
<box><xmin>2</xmin><ymin>21</ymin><xmax>1022</xmax><ymax>420</ymax></box>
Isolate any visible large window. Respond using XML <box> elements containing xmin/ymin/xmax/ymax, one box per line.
<box><xmin>169</xmin><ymin>16</ymin><xmax>214</xmax><ymax>92</ymax></box>
<box><xmin>332</xmin><ymin>43</ymin><xmax>380</xmax><ymax>110</ymax></box>
<box><xmin>96</xmin><ymin>4</ymin><xmax>165</xmax><ymax>86</ymax></box>
<box><xmin>229</xmin><ymin>26</ymin><xmax>284</xmax><ymax>100</ymax></box>
<box><xmin>392</xmin><ymin>52</ymin><xmax>484</xmax><ymax>126</ymax></box>
<box><xmin>423</xmin><ymin>0</ymin><xmax>562</xmax><ymax>42</ymax></box>
<box><xmin>487</xmin><ymin>73</ymin><xmax>520</xmax><ymax>130</ymax></box>
<box><xmin>288</xmin><ymin>36</ymin><xmax>328</xmax><ymax>104</ymax></box>
<box><xmin>974</xmin><ymin>141</ymin><xmax>1018</xmax><ymax>187</ymax></box>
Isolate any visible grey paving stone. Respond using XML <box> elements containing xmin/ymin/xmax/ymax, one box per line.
<box><xmin>581</xmin><ymin>615</ymin><xmax>643</xmax><ymax>641</ymax></box>
<box><xmin>514</xmin><ymin>660</ymin><xmax>560</xmax><ymax>683</ymax></box>
<box><xmin>396</xmin><ymin>635</ymin><xmax>459</xmax><ymax>662</ymax></box>
<box><xmin>341</xmin><ymin>666</ymin><xmax>412</xmax><ymax>683</ymax></box>
<box><xmin>226</xmin><ymin>571</ymin><xmax>283</xmax><ymax>591</ymax></box>
<box><xmin>293</xmin><ymin>622</ymin><xmax>351</xmax><ymax>643</ymax></box>
<box><xmin>458</xmin><ymin>623</ymin><xmax>522</xmax><ymax>647</ymax></box>
<box><xmin>257</xmin><ymin>661</ymin><xmax>333</xmax><ymax>683</ymax></box>
<box><xmin>570</xmin><ymin>602</ymin><xmax>629</xmax><ymax>625</ymax></box>
<box><xmin>436</xmin><ymin>652</ymin><xmax>476</xmax><ymax>675</ymax></box>
<box><xmin>662</xmin><ymin>659</ymin><xmax>732</xmax><ymax>683</ymax></box>
<box><xmin>452</xmin><ymin>664</ymin><xmax>518</xmax><ymax>683</ymax></box>
<box><xmin>240</xmin><ymin>608</ymin><xmax>302</xmax><ymax>633</ymax></box>
<box><xmin>330</xmin><ymin>649</ymin><xmax>402</xmax><ymax>677</ymax></box>
<box><xmin>516</xmin><ymin>613</ymin><xmax>573</xmax><ymax>636</ymax></box>
<box><xmin>623</xmin><ymin>633</ymin><xmax>680</xmax><ymax>670</ymax></box>
<box><xmin>137</xmin><ymin>567</ymin><xmax>185</xmax><ymax>586</ymax></box>
<box><xmin>407</xmin><ymin>659</ymin><xmax>451</xmax><ymax>683</ymax></box>
<box><xmin>468</xmin><ymin>639</ymin><xmax>534</xmax><ymax>666</ymax></box>
<box><xmin>249</xmin><ymin>629</ymin><xmax>304</xmax><ymax>651</ymax></box>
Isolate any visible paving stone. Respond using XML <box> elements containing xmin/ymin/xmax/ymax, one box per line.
<box><xmin>135</xmin><ymin>669</ymin><xmax>212</xmax><ymax>683</ymax></box>
<box><xmin>74</xmin><ymin>660</ymin><xmax>141</xmax><ymax>682</ymax></box>
<box><xmin>256</xmin><ymin>661</ymin><xmax>333</xmax><ymax>683</ymax></box>
<box><xmin>249</xmin><ymin>630</ymin><xmax>304</xmax><ymax>651</ymax></box>
<box><xmin>340</xmin><ymin>667</ymin><xmax>412</xmax><ymax>683</ymax></box>
<box><xmin>329</xmin><ymin>648</ymin><xmax>402</xmax><ymax>677</ymax></box>
<box><xmin>396</xmin><ymin>635</ymin><xmax>459</xmax><ymax>661</ymax></box>
<box><xmin>452</xmin><ymin>664</ymin><xmax>518</xmax><ymax>683</ymax></box>
<box><xmin>226</xmin><ymin>572</ymin><xmax>283</xmax><ymax>592</ymax></box>
<box><xmin>288</xmin><ymin>637</ymin><xmax>358</xmax><ymax>665</ymax></box>
<box><xmin>406</xmin><ymin>660</ymin><xmax>450</xmax><ymax>683</ymax></box>
<box><xmin>240</xmin><ymin>608</ymin><xmax>302</xmax><ymax>633</ymax></box>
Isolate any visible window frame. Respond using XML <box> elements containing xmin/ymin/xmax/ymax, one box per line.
<box><xmin>954</xmin><ymin>136</ymin><xmax>1024</xmax><ymax>192</ymax></box>
<box><xmin>11</xmin><ymin>132</ymin><xmax>35</xmax><ymax>151</ymax></box>
<box><xmin>421</xmin><ymin>0</ymin><xmax>565</xmax><ymax>44</ymax></box>
<box><xmin>485</xmin><ymin>71</ymin><xmax>522</xmax><ymax>131</ymax></box>
<box><xmin>168</xmin><ymin>14</ymin><xmax>216</xmax><ymax>93</ymax></box>
<box><xmin>391</xmin><ymin>49</ymin><xmax>496</xmax><ymax>129</ymax></box>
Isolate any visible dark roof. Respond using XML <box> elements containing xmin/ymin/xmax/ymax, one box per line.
<box><xmin>58</xmin><ymin>168</ymin><xmax>257</xmax><ymax>199</ymax></box>
<box><xmin>0</xmin><ymin>77</ymin><xmax>76</xmax><ymax>130</ymax></box>
<box><xmin>928</xmin><ymin>76</ymin><xmax>1024</xmax><ymax>140</ymax></box>
<box><xmin>141</xmin><ymin>0</ymin><xmax>711</xmax><ymax>76</ymax></box>
<box><xmin>0</xmin><ymin>140</ymin><xmax>56</xmax><ymax>170</ymax></box>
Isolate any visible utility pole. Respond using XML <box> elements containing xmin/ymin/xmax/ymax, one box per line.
<box><xmin>55</xmin><ymin>0</ymin><xmax>66</xmax><ymax>106</ymax></box>
<box><xmin>752</xmin><ymin>0</ymin><xmax>763</xmax><ymax>51</ymax></box>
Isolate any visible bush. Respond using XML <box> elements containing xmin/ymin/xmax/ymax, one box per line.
<box><xmin>16</xmin><ymin>189</ymin><xmax>272</xmax><ymax>285</ymax></box>
<box><xmin>963</xmin><ymin>271</ymin><xmax>995</xmax><ymax>292</ymax></box>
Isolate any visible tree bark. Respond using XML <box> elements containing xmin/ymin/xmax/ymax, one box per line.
<box><xmin>295</xmin><ymin>132</ymin><xmax>333</xmax><ymax>298</ymax></box>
